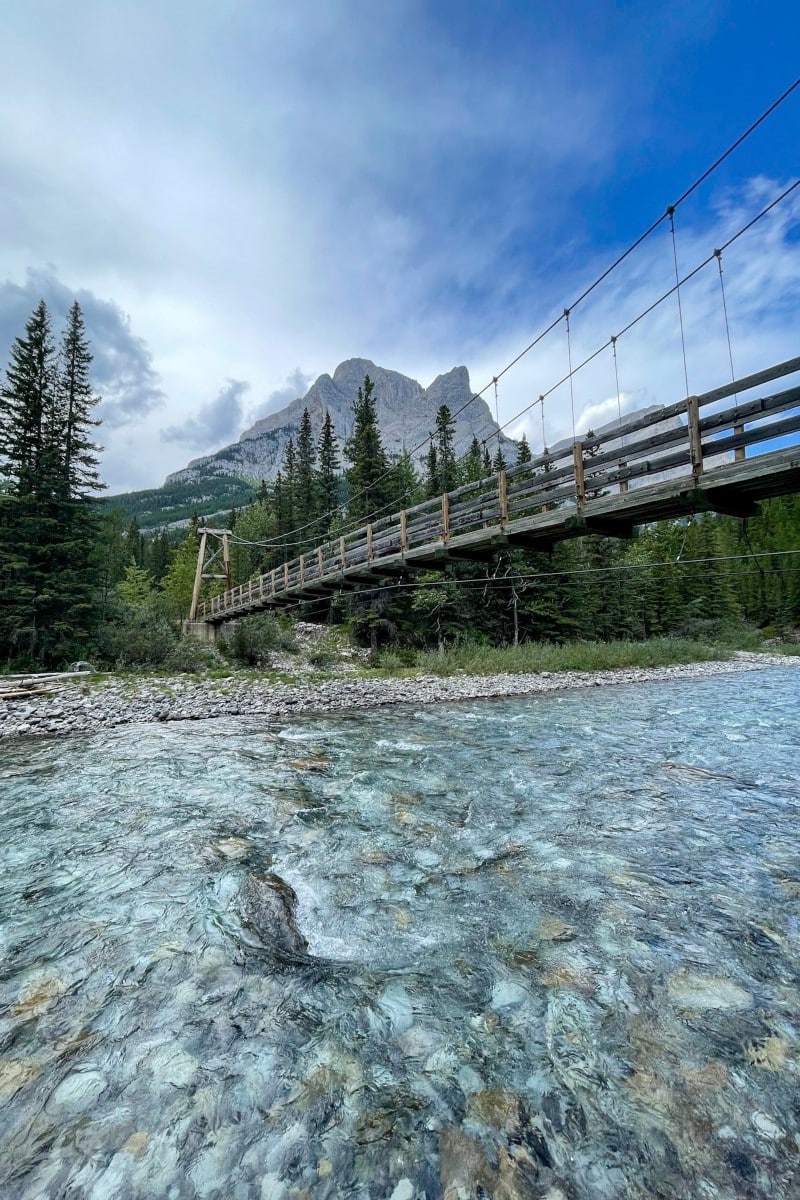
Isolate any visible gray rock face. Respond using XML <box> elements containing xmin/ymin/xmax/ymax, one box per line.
<box><xmin>165</xmin><ymin>358</ymin><xmax>517</xmax><ymax>486</ymax></box>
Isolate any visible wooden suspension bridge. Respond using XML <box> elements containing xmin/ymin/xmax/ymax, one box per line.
<box><xmin>188</xmin><ymin>356</ymin><xmax>800</xmax><ymax>631</ymax></box>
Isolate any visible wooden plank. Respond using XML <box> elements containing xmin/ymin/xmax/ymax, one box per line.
<box><xmin>702</xmin><ymin>411</ymin><xmax>800</xmax><ymax>457</ymax></box>
<box><xmin>699</xmin><ymin>383</ymin><xmax>800</xmax><ymax>433</ymax></box>
<box><xmin>696</xmin><ymin>355</ymin><xmax>800</xmax><ymax>407</ymax></box>
<box><xmin>400</xmin><ymin>509</ymin><xmax>408</xmax><ymax>551</ymax></box>
<box><xmin>441</xmin><ymin>492</ymin><xmax>450</xmax><ymax>541</ymax></box>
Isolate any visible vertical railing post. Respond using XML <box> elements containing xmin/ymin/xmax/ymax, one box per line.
<box><xmin>400</xmin><ymin>509</ymin><xmax>408</xmax><ymax>552</ymax></box>
<box><xmin>271</xmin><ymin>569</ymin><xmax>276</xmax><ymax>596</ymax></box>
<box><xmin>299</xmin><ymin>553</ymin><xmax>305</xmax><ymax>584</ymax></box>
<box><xmin>573</xmin><ymin>442</ymin><xmax>586</xmax><ymax>507</ymax></box>
<box><xmin>366</xmin><ymin>523</ymin><xmax>374</xmax><ymax>561</ymax></box>
<box><xmin>339</xmin><ymin>535</ymin><xmax>346</xmax><ymax>570</ymax></box>
<box><xmin>686</xmin><ymin>395</ymin><xmax>703</xmax><ymax>479</ymax></box>
<box><xmin>498</xmin><ymin>470</ymin><xmax>508</xmax><ymax>525</ymax></box>
<box><xmin>734</xmin><ymin>423</ymin><xmax>746</xmax><ymax>462</ymax></box>
<box><xmin>618</xmin><ymin>462</ymin><xmax>629</xmax><ymax>495</ymax></box>
<box><xmin>441</xmin><ymin>492</ymin><xmax>450</xmax><ymax>542</ymax></box>
<box><xmin>284</xmin><ymin>562</ymin><xmax>290</xmax><ymax>588</ymax></box>
<box><xmin>318</xmin><ymin>546</ymin><xmax>324</xmax><ymax>577</ymax></box>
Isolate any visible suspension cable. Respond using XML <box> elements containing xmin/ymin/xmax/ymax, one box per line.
<box><xmin>478</xmin><ymin>176</ymin><xmax>800</xmax><ymax>452</ymax></box>
<box><xmin>668</xmin><ymin>206</ymin><xmax>690</xmax><ymax>397</ymax></box>
<box><xmin>564</xmin><ymin>309</ymin><xmax>577</xmax><ymax>440</ymax></box>
<box><xmin>217</xmin><ymin>87</ymin><xmax>800</xmax><ymax>552</ymax></box>
<box><xmin>714</xmin><ymin>248</ymin><xmax>737</xmax><ymax>388</ymax></box>
<box><xmin>611</xmin><ymin>335</ymin><xmax>623</xmax><ymax>445</ymax></box>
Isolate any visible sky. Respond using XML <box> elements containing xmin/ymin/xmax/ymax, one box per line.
<box><xmin>1</xmin><ymin>0</ymin><xmax>798</xmax><ymax>492</ymax></box>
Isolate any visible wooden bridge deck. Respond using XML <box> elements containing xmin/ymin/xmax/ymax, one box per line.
<box><xmin>197</xmin><ymin>357</ymin><xmax>800</xmax><ymax>625</ymax></box>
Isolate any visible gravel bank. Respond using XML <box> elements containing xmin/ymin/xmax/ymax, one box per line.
<box><xmin>2</xmin><ymin>652</ymin><xmax>798</xmax><ymax>740</ymax></box>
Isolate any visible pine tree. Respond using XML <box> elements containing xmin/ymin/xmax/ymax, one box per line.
<box><xmin>463</xmin><ymin>436</ymin><xmax>484</xmax><ymax>484</ymax></box>
<box><xmin>492</xmin><ymin>446</ymin><xmax>507</xmax><ymax>473</ymax></box>
<box><xmin>386</xmin><ymin>449</ymin><xmax>420</xmax><ymax>512</ymax></box>
<box><xmin>57</xmin><ymin>302</ymin><xmax>104</xmax><ymax>499</ymax></box>
<box><xmin>344</xmin><ymin>376</ymin><xmax>389</xmax><ymax>523</ymax></box>
<box><xmin>0</xmin><ymin>300</ymin><xmax>103</xmax><ymax>664</ymax></box>
<box><xmin>431</xmin><ymin>404</ymin><xmax>458</xmax><ymax>494</ymax></box>
<box><xmin>295</xmin><ymin>407</ymin><xmax>319</xmax><ymax>538</ymax></box>
<box><xmin>424</xmin><ymin>442</ymin><xmax>439</xmax><ymax>499</ymax></box>
<box><xmin>316</xmin><ymin>410</ymin><xmax>341</xmax><ymax>535</ymax></box>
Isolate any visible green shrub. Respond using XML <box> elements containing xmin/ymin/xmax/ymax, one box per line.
<box><xmin>162</xmin><ymin>638</ymin><xmax>223</xmax><ymax>673</ymax></box>
<box><xmin>95</xmin><ymin>607</ymin><xmax>178</xmax><ymax>667</ymax></box>
<box><xmin>218</xmin><ymin>613</ymin><xmax>297</xmax><ymax>666</ymax></box>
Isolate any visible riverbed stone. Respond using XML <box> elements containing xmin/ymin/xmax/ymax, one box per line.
<box><xmin>666</xmin><ymin>972</ymin><xmax>753</xmax><ymax>1011</ymax></box>
<box><xmin>48</xmin><ymin>1069</ymin><xmax>107</xmax><ymax>1111</ymax></box>
<box><xmin>3</xmin><ymin>654</ymin><xmax>797</xmax><ymax>741</ymax></box>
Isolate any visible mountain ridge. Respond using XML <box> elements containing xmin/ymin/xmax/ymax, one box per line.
<box><xmin>166</xmin><ymin>358</ymin><xmax>518</xmax><ymax>486</ymax></box>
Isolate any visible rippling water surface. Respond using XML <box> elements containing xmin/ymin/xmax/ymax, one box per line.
<box><xmin>1</xmin><ymin>668</ymin><xmax>799</xmax><ymax>1199</ymax></box>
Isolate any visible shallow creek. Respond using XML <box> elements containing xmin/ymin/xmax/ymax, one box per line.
<box><xmin>0</xmin><ymin>668</ymin><xmax>798</xmax><ymax>1199</ymax></box>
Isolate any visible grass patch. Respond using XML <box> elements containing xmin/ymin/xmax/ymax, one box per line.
<box><xmin>372</xmin><ymin>637</ymin><xmax>737</xmax><ymax>678</ymax></box>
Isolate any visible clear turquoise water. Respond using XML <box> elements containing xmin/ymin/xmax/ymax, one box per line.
<box><xmin>0</xmin><ymin>668</ymin><xmax>798</xmax><ymax>1199</ymax></box>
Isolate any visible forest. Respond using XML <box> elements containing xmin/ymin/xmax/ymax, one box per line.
<box><xmin>1</xmin><ymin>303</ymin><xmax>798</xmax><ymax>671</ymax></box>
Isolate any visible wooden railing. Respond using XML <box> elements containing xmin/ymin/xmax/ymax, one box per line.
<box><xmin>197</xmin><ymin>357</ymin><xmax>800</xmax><ymax>622</ymax></box>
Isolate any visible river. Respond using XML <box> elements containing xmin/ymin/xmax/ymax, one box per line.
<box><xmin>1</xmin><ymin>667</ymin><xmax>798</xmax><ymax>1199</ymax></box>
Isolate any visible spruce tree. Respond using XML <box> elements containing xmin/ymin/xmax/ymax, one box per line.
<box><xmin>463</xmin><ymin>436</ymin><xmax>484</xmax><ymax>484</ymax></box>
<box><xmin>424</xmin><ymin>442</ymin><xmax>439</xmax><ymax>499</ymax></box>
<box><xmin>316</xmin><ymin>410</ymin><xmax>341</xmax><ymax>535</ymax></box>
<box><xmin>0</xmin><ymin>300</ymin><xmax>104</xmax><ymax>664</ymax></box>
<box><xmin>344</xmin><ymin>376</ymin><xmax>389</xmax><ymax>524</ymax></box>
<box><xmin>295</xmin><ymin>407</ymin><xmax>319</xmax><ymax>538</ymax></box>
<box><xmin>431</xmin><ymin>405</ymin><xmax>458</xmax><ymax>494</ymax></box>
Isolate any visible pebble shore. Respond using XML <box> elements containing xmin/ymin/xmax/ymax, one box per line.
<box><xmin>2</xmin><ymin>652</ymin><xmax>797</xmax><ymax>739</ymax></box>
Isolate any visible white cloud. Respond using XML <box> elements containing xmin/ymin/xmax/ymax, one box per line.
<box><xmin>161</xmin><ymin>379</ymin><xmax>250</xmax><ymax>449</ymax></box>
<box><xmin>0</xmin><ymin>5</ymin><xmax>796</xmax><ymax>491</ymax></box>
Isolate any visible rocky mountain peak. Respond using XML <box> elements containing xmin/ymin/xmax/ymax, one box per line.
<box><xmin>165</xmin><ymin>358</ymin><xmax>517</xmax><ymax>487</ymax></box>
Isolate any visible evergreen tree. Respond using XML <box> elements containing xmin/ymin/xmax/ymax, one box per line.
<box><xmin>386</xmin><ymin>449</ymin><xmax>421</xmax><ymax>512</ymax></box>
<box><xmin>463</xmin><ymin>436</ymin><xmax>484</xmax><ymax>484</ymax></box>
<box><xmin>316</xmin><ymin>410</ymin><xmax>341</xmax><ymax>535</ymax></box>
<box><xmin>57</xmin><ymin>302</ymin><xmax>103</xmax><ymax>499</ymax></box>
<box><xmin>126</xmin><ymin>517</ymin><xmax>144</xmax><ymax>566</ymax></box>
<box><xmin>492</xmin><ymin>446</ymin><xmax>507</xmax><ymax>473</ymax></box>
<box><xmin>431</xmin><ymin>404</ymin><xmax>458</xmax><ymax>494</ymax></box>
<box><xmin>344</xmin><ymin>375</ymin><xmax>389</xmax><ymax>523</ymax></box>
<box><xmin>295</xmin><ymin>407</ymin><xmax>319</xmax><ymax>537</ymax></box>
<box><xmin>0</xmin><ymin>300</ymin><xmax>103</xmax><ymax>664</ymax></box>
<box><xmin>424</xmin><ymin>442</ymin><xmax>439</xmax><ymax>499</ymax></box>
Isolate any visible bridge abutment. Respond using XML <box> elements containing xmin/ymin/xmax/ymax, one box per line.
<box><xmin>181</xmin><ymin>620</ymin><xmax>218</xmax><ymax>643</ymax></box>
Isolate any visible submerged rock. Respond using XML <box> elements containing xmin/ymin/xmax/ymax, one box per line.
<box><xmin>666</xmin><ymin>971</ymin><xmax>753</xmax><ymax>1012</ymax></box>
<box><xmin>209</xmin><ymin>835</ymin><xmax>255</xmax><ymax>860</ymax></box>
<box><xmin>240</xmin><ymin>872</ymin><xmax>310</xmax><ymax>962</ymax></box>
